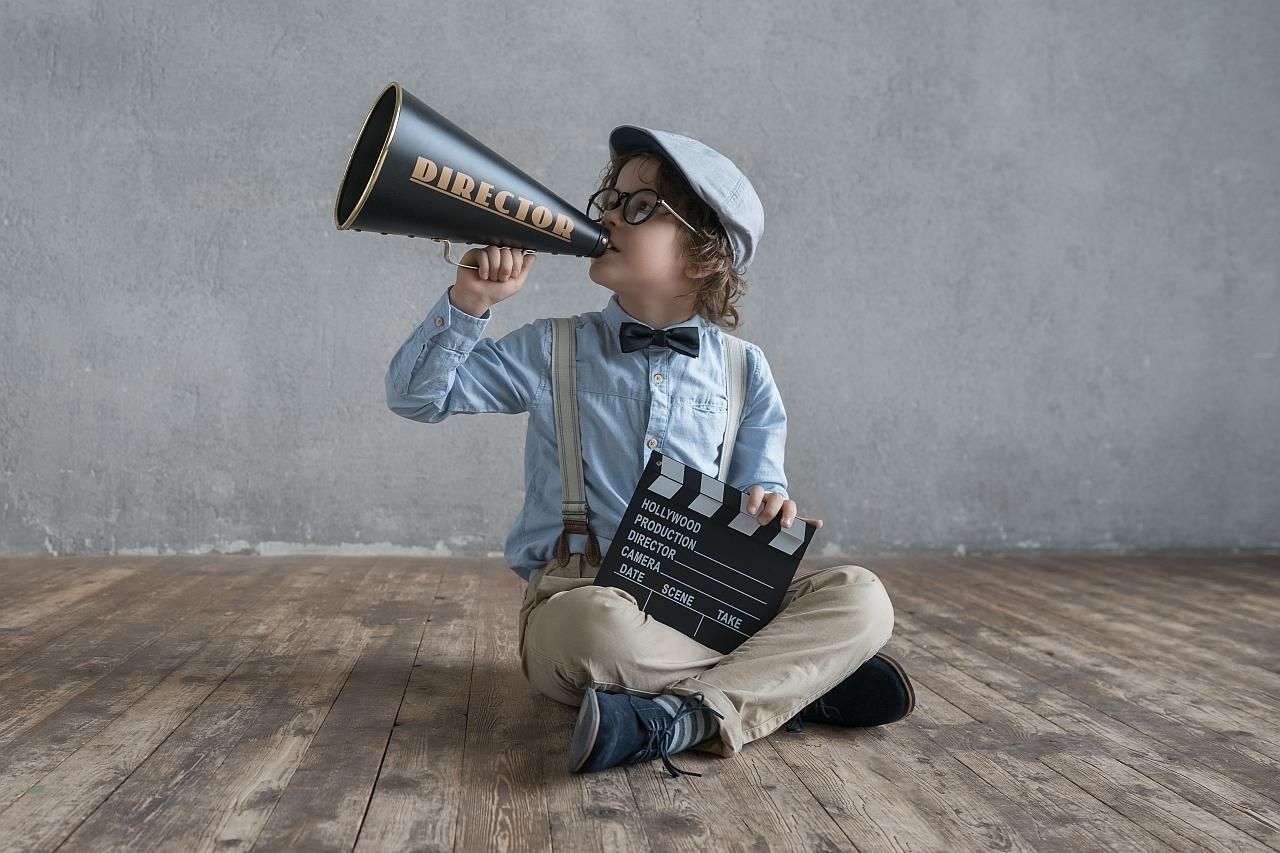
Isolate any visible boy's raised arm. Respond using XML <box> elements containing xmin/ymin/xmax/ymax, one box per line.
<box><xmin>385</xmin><ymin>284</ymin><xmax>548</xmax><ymax>422</ymax></box>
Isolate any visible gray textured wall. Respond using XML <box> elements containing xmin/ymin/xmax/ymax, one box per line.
<box><xmin>2</xmin><ymin>1</ymin><xmax>1277</xmax><ymax>558</ymax></box>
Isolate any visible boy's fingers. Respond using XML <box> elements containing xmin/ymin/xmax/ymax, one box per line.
<box><xmin>757</xmin><ymin>492</ymin><xmax>785</xmax><ymax>523</ymax></box>
<box><xmin>745</xmin><ymin>484</ymin><xmax>765</xmax><ymax>514</ymax></box>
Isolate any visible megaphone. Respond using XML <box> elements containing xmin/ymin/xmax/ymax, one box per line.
<box><xmin>334</xmin><ymin>82</ymin><xmax>611</xmax><ymax>270</ymax></box>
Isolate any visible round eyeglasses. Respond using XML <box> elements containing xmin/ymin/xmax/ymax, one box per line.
<box><xmin>586</xmin><ymin>187</ymin><xmax>698</xmax><ymax>234</ymax></box>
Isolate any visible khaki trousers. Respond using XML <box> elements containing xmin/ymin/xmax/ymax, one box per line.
<box><xmin>517</xmin><ymin>552</ymin><xmax>896</xmax><ymax>758</ymax></box>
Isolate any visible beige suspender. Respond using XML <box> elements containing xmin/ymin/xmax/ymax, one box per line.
<box><xmin>719</xmin><ymin>333</ymin><xmax>748</xmax><ymax>481</ymax></box>
<box><xmin>549</xmin><ymin>317</ymin><xmax>748</xmax><ymax>567</ymax></box>
<box><xmin>550</xmin><ymin>317</ymin><xmax>600</xmax><ymax>567</ymax></box>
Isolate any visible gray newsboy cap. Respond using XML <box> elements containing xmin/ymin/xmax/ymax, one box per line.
<box><xmin>608</xmin><ymin>125</ymin><xmax>764</xmax><ymax>275</ymax></box>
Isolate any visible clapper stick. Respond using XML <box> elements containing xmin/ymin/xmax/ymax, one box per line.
<box><xmin>593</xmin><ymin>451</ymin><xmax>818</xmax><ymax>655</ymax></box>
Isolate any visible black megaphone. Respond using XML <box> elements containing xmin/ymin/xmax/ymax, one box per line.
<box><xmin>334</xmin><ymin>82</ymin><xmax>611</xmax><ymax>270</ymax></box>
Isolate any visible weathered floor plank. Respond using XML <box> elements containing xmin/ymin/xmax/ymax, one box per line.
<box><xmin>353</xmin><ymin>563</ymin><xmax>484</xmax><ymax>852</ymax></box>
<box><xmin>251</xmin><ymin>562</ymin><xmax>444</xmax><ymax>851</ymax></box>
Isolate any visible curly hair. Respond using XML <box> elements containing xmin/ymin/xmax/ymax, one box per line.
<box><xmin>594</xmin><ymin>151</ymin><xmax>747</xmax><ymax>331</ymax></box>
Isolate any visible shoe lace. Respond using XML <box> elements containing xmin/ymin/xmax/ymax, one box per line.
<box><xmin>632</xmin><ymin>691</ymin><xmax>725</xmax><ymax>778</ymax></box>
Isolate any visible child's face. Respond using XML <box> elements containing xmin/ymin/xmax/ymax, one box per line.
<box><xmin>587</xmin><ymin>154</ymin><xmax>698</xmax><ymax>303</ymax></box>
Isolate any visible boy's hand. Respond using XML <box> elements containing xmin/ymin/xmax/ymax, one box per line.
<box><xmin>743</xmin><ymin>485</ymin><xmax>823</xmax><ymax>529</ymax></box>
<box><xmin>449</xmin><ymin>245</ymin><xmax>536</xmax><ymax>315</ymax></box>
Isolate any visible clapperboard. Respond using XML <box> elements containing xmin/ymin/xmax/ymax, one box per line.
<box><xmin>593</xmin><ymin>450</ymin><xmax>818</xmax><ymax>654</ymax></box>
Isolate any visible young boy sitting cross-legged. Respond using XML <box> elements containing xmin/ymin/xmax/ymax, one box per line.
<box><xmin>385</xmin><ymin>125</ymin><xmax>915</xmax><ymax>778</ymax></box>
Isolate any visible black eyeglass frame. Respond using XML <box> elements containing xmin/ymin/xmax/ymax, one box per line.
<box><xmin>586</xmin><ymin>187</ymin><xmax>698</xmax><ymax>234</ymax></box>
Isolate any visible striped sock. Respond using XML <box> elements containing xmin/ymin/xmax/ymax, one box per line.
<box><xmin>651</xmin><ymin>692</ymin><xmax>720</xmax><ymax>754</ymax></box>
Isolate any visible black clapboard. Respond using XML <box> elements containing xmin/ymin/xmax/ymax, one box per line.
<box><xmin>592</xmin><ymin>450</ymin><xmax>818</xmax><ymax>654</ymax></box>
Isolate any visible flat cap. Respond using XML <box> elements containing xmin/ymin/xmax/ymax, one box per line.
<box><xmin>609</xmin><ymin>125</ymin><xmax>764</xmax><ymax>275</ymax></box>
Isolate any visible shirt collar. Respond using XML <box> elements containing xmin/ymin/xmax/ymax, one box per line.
<box><xmin>601</xmin><ymin>292</ymin><xmax>708</xmax><ymax>338</ymax></box>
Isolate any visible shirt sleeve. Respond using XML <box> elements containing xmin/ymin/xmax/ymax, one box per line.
<box><xmin>726</xmin><ymin>342</ymin><xmax>790</xmax><ymax>500</ymax></box>
<box><xmin>385</xmin><ymin>285</ymin><xmax>548</xmax><ymax>422</ymax></box>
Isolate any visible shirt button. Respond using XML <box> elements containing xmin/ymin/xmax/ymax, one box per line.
<box><xmin>646</xmin><ymin>437</ymin><xmax>658</xmax><ymax>448</ymax></box>
<box><xmin>653</xmin><ymin>373</ymin><xmax>663</xmax><ymax>384</ymax></box>
<box><xmin>434</xmin><ymin>315</ymin><xmax>444</xmax><ymax>327</ymax></box>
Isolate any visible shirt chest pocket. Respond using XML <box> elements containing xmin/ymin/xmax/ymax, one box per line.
<box><xmin>667</xmin><ymin>396</ymin><xmax>731</xmax><ymax>476</ymax></box>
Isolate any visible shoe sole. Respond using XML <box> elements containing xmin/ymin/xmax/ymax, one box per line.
<box><xmin>567</xmin><ymin>687</ymin><xmax>602</xmax><ymax>773</ymax></box>
<box><xmin>875</xmin><ymin>652</ymin><xmax>916</xmax><ymax>722</ymax></box>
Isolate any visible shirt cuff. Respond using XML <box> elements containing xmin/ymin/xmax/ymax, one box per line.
<box><xmin>418</xmin><ymin>286</ymin><xmax>491</xmax><ymax>353</ymax></box>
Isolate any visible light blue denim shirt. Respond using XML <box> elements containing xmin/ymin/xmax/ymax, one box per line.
<box><xmin>385</xmin><ymin>286</ymin><xmax>789</xmax><ymax>582</ymax></box>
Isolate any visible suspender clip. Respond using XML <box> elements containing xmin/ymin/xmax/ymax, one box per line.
<box><xmin>555</xmin><ymin>519</ymin><xmax>601</xmax><ymax>567</ymax></box>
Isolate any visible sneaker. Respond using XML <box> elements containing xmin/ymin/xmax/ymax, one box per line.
<box><xmin>784</xmin><ymin>651</ymin><xmax>916</xmax><ymax>731</ymax></box>
<box><xmin>568</xmin><ymin>687</ymin><xmax>725</xmax><ymax>777</ymax></box>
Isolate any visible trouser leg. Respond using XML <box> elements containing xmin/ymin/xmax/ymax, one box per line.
<box><xmin>667</xmin><ymin>563</ymin><xmax>895</xmax><ymax>756</ymax></box>
<box><xmin>518</xmin><ymin>553</ymin><xmax>722</xmax><ymax>705</ymax></box>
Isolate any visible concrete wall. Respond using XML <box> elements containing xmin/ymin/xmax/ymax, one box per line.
<box><xmin>2</xmin><ymin>1</ymin><xmax>1277</xmax><ymax>557</ymax></box>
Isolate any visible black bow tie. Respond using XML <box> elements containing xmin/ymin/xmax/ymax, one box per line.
<box><xmin>619</xmin><ymin>321</ymin><xmax>700</xmax><ymax>358</ymax></box>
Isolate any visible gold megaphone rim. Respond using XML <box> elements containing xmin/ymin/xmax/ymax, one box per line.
<box><xmin>334</xmin><ymin>81</ymin><xmax>404</xmax><ymax>231</ymax></box>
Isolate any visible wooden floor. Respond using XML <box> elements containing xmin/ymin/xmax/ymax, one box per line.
<box><xmin>0</xmin><ymin>553</ymin><xmax>1277</xmax><ymax>852</ymax></box>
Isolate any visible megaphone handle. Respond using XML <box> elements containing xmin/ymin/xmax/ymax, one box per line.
<box><xmin>438</xmin><ymin>239</ymin><xmax>536</xmax><ymax>271</ymax></box>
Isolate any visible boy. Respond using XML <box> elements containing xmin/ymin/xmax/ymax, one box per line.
<box><xmin>385</xmin><ymin>126</ymin><xmax>914</xmax><ymax>779</ymax></box>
